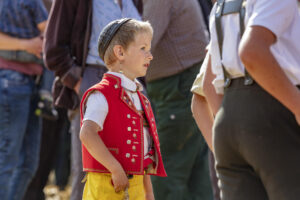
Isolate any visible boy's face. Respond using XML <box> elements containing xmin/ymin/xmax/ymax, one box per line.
<box><xmin>121</xmin><ymin>32</ymin><xmax>153</xmax><ymax>80</ymax></box>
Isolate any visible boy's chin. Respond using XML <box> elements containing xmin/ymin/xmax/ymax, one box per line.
<box><xmin>140</xmin><ymin>72</ymin><xmax>147</xmax><ymax>78</ymax></box>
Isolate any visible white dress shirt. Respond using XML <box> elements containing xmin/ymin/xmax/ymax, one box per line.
<box><xmin>208</xmin><ymin>0</ymin><xmax>300</xmax><ymax>94</ymax></box>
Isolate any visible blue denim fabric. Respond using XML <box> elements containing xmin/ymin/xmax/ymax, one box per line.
<box><xmin>0</xmin><ymin>50</ymin><xmax>54</xmax><ymax>92</ymax></box>
<box><xmin>0</xmin><ymin>69</ymin><xmax>41</xmax><ymax>200</ymax></box>
<box><xmin>40</xmin><ymin>68</ymin><xmax>55</xmax><ymax>92</ymax></box>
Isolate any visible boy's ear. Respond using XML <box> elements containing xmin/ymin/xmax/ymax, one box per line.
<box><xmin>113</xmin><ymin>45</ymin><xmax>125</xmax><ymax>61</ymax></box>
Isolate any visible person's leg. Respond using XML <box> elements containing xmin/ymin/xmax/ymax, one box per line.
<box><xmin>55</xmin><ymin>108</ymin><xmax>71</xmax><ymax>190</ymax></box>
<box><xmin>213</xmin><ymin>79</ymin><xmax>271</xmax><ymax>200</ymax></box>
<box><xmin>186</xmin><ymin>139</ymin><xmax>212</xmax><ymax>200</ymax></box>
<box><xmin>147</xmin><ymin>63</ymin><xmax>213</xmax><ymax>200</ymax></box>
<box><xmin>0</xmin><ymin>70</ymin><xmax>33</xmax><ymax>200</ymax></box>
<box><xmin>36</xmin><ymin>68</ymin><xmax>58</xmax><ymax>120</ymax></box>
<box><xmin>214</xmin><ymin>114</ymin><xmax>269</xmax><ymax>200</ymax></box>
<box><xmin>69</xmin><ymin>111</ymin><xmax>85</xmax><ymax>200</ymax></box>
<box><xmin>70</xmin><ymin>66</ymin><xmax>107</xmax><ymax>200</ymax></box>
<box><xmin>39</xmin><ymin>67</ymin><xmax>55</xmax><ymax>92</ymax></box>
<box><xmin>221</xmin><ymin>81</ymin><xmax>300</xmax><ymax>200</ymax></box>
<box><xmin>8</xmin><ymin>85</ymin><xmax>42</xmax><ymax>200</ymax></box>
<box><xmin>208</xmin><ymin>151</ymin><xmax>221</xmax><ymax>200</ymax></box>
<box><xmin>23</xmin><ymin>116</ymin><xmax>61</xmax><ymax>200</ymax></box>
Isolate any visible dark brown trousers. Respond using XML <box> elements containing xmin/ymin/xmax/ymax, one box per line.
<box><xmin>214</xmin><ymin>78</ymin><xmax>300</xmax><ymax>200</ymax></box>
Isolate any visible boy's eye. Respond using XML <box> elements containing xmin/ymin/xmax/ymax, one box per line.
<box><xmin>141</xmin><ymin>47</ymin><xmax>146</xmax><ymax>50</ymax></box>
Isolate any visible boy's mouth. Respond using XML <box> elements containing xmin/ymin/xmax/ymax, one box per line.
<box><xmin>144</xmin><ymin>63</ymin><xmax>149</xmax><ymax>68</ymax></box>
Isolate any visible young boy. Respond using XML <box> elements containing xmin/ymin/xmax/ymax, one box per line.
<box><xmin>79</xmin><ymin>18</ymin><xmax>167</xmax><ymax>200</ymax></box>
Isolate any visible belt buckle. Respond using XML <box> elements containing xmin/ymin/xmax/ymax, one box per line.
<box><xmin>244</xmin><ymin>76</ymin><xmax>254</xmax><ymax>85</ymax></box>
<box><xmin>224</xmin><ymin>77</ymin><xmax>231</xmax><ymax>88</ymax></box>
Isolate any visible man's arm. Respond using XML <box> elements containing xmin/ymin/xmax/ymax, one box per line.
<box><xmin>43</xmin><ymin>0</ymin><xmax>82</xmax><ymax>89</ymax></box>
<box><xmin>0</xmin><ymin>32</ymin><xmax>43</xmax><ymax>58</ymax></box>
<box><xmin>191</xmin><ymin>93</ymin><xmax>214</xmax><ymax>151</ymax></box>
<box><xmin>239</xmin><ymin>26</ymin><xmax>300</xmax><ymax>124</ymax></box>
<box><xmin>203</xmin><ymin>55</ymin><xmax>223</xmax><ymax>116</ymax></box>
<box><xmin>191</xmin><ymin>55</ymin><xmax>223</xmax><ymax>151</ymax></box>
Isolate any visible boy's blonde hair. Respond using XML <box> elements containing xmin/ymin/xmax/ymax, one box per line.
<box><xmin>103</xmin><ymin>19</ymin><xmax>153</xmax><ymax>66</ymax></box>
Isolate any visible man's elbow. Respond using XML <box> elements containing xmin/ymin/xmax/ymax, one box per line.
<box><xmin>239</xmin><ymin>26</ymin><xmax>276</xmax><ymax>71</ymax></box>
<box><xmin>238</xmin><ymin>40</ymin><xmax>259</xmax><ymax>70</ymax></box>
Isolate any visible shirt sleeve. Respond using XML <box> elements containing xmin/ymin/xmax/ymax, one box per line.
<box><xmin>191</xmin><ymin>53</ymin><xmax>210</xmax><ymax>96</ymax></box>
<box><xmin>32</xmin><ymin>0</ymin><xmax>48</xmax><ymax>25</ymax></box>
<box><xmin>83</xmin><ymin>92</ymin><xmax>108</xmax><ymax>130</ymax></box>
<box><xmin>247</xmin><ymin>0</ymin><xmax>295</xmax><ymax>38</ymax></box>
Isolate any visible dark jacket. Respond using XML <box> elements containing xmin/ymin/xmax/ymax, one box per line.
<box><xmin>44</xmin><ymin>0</ymin><xmax>142</xmax><ymax>109</ymax></box>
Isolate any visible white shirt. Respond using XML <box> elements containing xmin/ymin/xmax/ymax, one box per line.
<box><xmin>208</xmin><ymin>0</ymin><xmax>300</xmax><ymax>94</ymax></box>
<box><xmin>83</xmin><ymin>72</ymin><xmax>151</xmax><ymax>156</ymax></box>
<box><xmin>191</xmin><ymin>53</ymin><xmax>210</xmax><ymax>96</ymax></box>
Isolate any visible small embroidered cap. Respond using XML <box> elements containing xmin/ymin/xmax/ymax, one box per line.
<box><xmin>98</xmin><ymin>18</ymin><xmax>132</xmax><ymax>61</ymax></box>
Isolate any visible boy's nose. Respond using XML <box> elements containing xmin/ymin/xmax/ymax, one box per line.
<box><xmin>148</xmin><ymin>51</ymin><xmax>153</xmax><ymax>60</ymax></box>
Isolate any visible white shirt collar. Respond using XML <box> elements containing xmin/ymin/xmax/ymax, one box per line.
<box><xmin>107</xmin><ymin>72</ymin><xmax>143</xmax><ymax>92</ymax></box>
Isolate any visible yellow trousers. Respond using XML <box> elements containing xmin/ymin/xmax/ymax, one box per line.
<box><xmin>82</xmin><ymin>172</ymin><xmax>145</xmax><ymax>200</ymax></box>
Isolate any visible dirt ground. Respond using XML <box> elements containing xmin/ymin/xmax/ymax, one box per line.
<box><xmin>44</xmin><ymin>171</ymin><xmax>71</xmax><ymax>200</ymax></box>
<box><xmin>44</xmin><ymin>185</ymin><xmax>71</xmax><ymax>200</ymax></box>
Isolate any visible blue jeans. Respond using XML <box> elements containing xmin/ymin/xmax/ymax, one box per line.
<box><xmin>0</xmin><ymin>69</ymin><xmax>41</xmax><ymax>200</ymax></box>
<box><xmin>40</xmin><ymin>68</ymin><xmax>55</xmax><ymax>92</ymax></box>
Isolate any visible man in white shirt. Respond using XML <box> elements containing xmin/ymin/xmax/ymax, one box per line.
<box><xmin>196</xmin><ymin>0</ymin><xmax>300</xmax><ymax>199</ymax></box>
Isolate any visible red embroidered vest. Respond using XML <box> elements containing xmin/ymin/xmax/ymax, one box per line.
<box><xmin>80</xmin><ymin>74</ymin><xmax>167</xmax><ymax>177</ymax></box>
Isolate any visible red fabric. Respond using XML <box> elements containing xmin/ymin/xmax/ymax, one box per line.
<box><xmin>0</xmin><ymin>57</ymin><xmax>42</xmax><ymax>75</ymax></box>
<box><xmin>80</xmin><ymin>74</ymin><xmax>166</xmax><ymax>177</ymax></box>
<box><xmin>144</xmin><ymin>148</ymin><xmax>155</xmax><ymax>169</ymax></box>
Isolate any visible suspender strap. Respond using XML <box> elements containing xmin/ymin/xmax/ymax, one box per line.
<box><xmin>215</xmin><ymin>0</ymin><xmax>232</xmax><ymax>87</ymax></box>
<box><xmin>215</xmin><ymin>0</ymin><xmax>253</xmax><ymax>88</ymax></box>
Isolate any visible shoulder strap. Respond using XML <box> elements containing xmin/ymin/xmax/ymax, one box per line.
<box><xmin>215</xmin><ymin>0</ymin><xmax>252</xmax><ymax>88</ymax></box>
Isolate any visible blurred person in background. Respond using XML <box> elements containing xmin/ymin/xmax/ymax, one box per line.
<box><xmin>142</xmin><ymin>0</ymin><xmax>213</xmax><ymax>199</ymax></box>
<box><xmin>0</xmin><ymin>0</ymin><xmax>48</xmax><ymax>199</ymax></box>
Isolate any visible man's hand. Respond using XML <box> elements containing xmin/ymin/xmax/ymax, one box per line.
<box><xmin>0</xmin><ymin>31</ymin><xmax>42</xmax><ymax>57</ymax></box>
<box><xmin>23</xmin><ymin>36</ymin><xmax>43</xmax><ymax>58</ymax></box>
<box><xmin>111</xmin><ymin>168</ymin><xmax>129</xmax><ymax>193</ymax></box>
